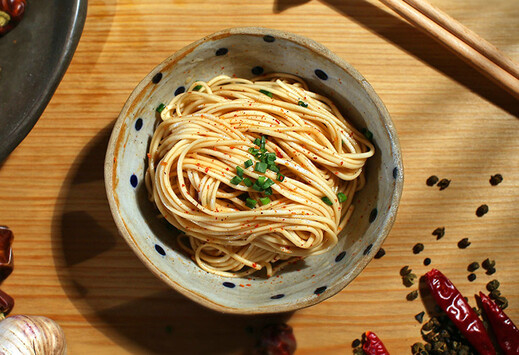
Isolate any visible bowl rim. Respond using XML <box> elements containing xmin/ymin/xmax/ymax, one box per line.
<box><xmin>104</xmin><ymin>26</ymin><xmax>404</xmax><ymax>314</ymax></box>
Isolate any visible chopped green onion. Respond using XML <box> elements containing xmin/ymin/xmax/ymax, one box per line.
<box><xmin>264</xmin><ymin>187</ymin><xmax>273</xmax><ymax>196</ymax></box>
<box><xmin>277</xmin><ymin>173</ymin><xmax>285</xmax><ymax>182</ymax></box>
<box><xmin>193</xmin><ymin>85</ymin><xmax>203</xmax><ymax>91</ymax></box>
<box><xmin>257</xmin><ymin>176</ymin><xmax>267</xmax><ymax>186</ymax></box>
<box><xmin>361</xmin><ymin>128</ymin><xmax>373</xmax><ymax>141</ymax></box>
<box><xmin>252</xmin><ymin>182</ymin><xmax>263</xmax><ymax>191</ymax></box>
<box><xmin>236</xmin><ymin>166</ymin><xmax>244</xmax><ymax>177</ymax></box>
<box><xmin>268</xmin><ymin>164</ymin><xmax>280</xmax><ymax>173</ymax></box>
<box><xmin>243</xmin><ymin>178</ymin><xmax>253</xmax><ymax>187</ymax></box>
<box><xmin>230</xmin><ymin>176</ymin><xmax>243</xmax><ymax>185</ymax></box>
<box><xmin>263</xmin><ymin>178</ymin><xmax>275</xmax><ymax>189</ymax></box>
<box><xmin>259</xmin><ymin>89</ymin><xmax>273</xmax><ymax>98</ymax></box>
<box><xmin>238</xmin><ymin>193</ymin><xmax>249</xmax><ymax>201</ymax></box>
<box><xmin>337</xmin><ymin>192</ymin><xmax>347</xmax><ymax>203</ymax></box>
<box><xmin>255</xmin><ymin>162</ymin><xmax>267</xmax><ymax>173</ymax></box>
<box><xmin>245</xmin><ymin>198</ymin><xmax>257</xmax><ymax>209</ymax></box>
<box><xmin>248</xmin><ymin>148</ymin><xmax>259</xmax><ymax>155</ymax></box>
<box><xmin>244</xmin><ymin>159</ymin><xmax>253</xmax><ymax>168</ymax></box>
<box><xmin>253</xmin><ymin>138</ymin><xmax>261</xmax><ymax>146</ymax></box>
<box><xmin>156</xmin><ymin>103</ymin><xmax>166</xmax><ymax>113</ymax></box>
<box><xmin>259</xmin><ymin>197</ymin><xmax>271</xmax><ymax>205</ymax></box>
<box><xmin>298</xmin><ymin>101</ymin><xmax>308</xmax><ymax>108</ymax></box>
<box><xmin>321</xmin><ymin>196</ymin><xmax>333</xmax><ymax>206</ymax></box>
<box><xmin>260</xmin><ymin>147</ymin><xmax>267</xmax><ymax>153</ymax></box>
<box><xmin>260</xmin><ymin>135</ymin><xmax>266</xmax><ymax>149</ymax></box>
<box><xmin>266</xmin><ymin>152</ymin><xmax>276</xmax><ymax>162</ymax></box>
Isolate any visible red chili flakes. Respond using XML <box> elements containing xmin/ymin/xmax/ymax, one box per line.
<box><xmin>313</xmin><ymin>157</ymin><xmax>318</xmax><ymax>160</ymax></box>
<box><xmin>246</xmin><ymin>284</ymin><xmax>251</xmax><ymax>287</ymax></box>
<box><xmin>146</xmin><ymin>153</ymin><xmax>151</xmax><ymax>159</ymax></box>
<box><xmin>205</xmin><ymin>167</ymin><xmax>209</xmax><ymax>173</ymax></box>
<box><xmin>255</xmin><ymin>224</ymin><xmax>259</xmax><ymax>228</ymax></box>
<box><xmin>252</xmin><ymin>263</ymin><xmax>257</xmax><ymax>268</ymax></box>
<box><xmin>340</xmin><ymin>161</ymin><xmax>344</xmax><ymax>166</ymax></box>
<box><xmin>226</xmin><ymin>168</ymin><xmax>229</xmax><ymax>171</ymax></box>
<box><xmin>239</xmin><ymin>284</ymin><xmax>245</xmax><ymax>287</ymax></box>
<box><xmin>275</xmin><ymin>148</ymin><xmax>282</xmax><ymax>158</ymax></box>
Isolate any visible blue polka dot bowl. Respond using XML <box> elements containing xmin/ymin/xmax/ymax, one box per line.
<box><xmin>104</xmin><ymin>27</ymin><xmax>403</xmax><ymax>314</ymax></box>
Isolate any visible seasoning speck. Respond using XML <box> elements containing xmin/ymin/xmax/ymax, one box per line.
<box><xmin>467</xmin><ymin>273</ymin><xmax>476</xmax><ymax>282</ymax></box>
<box><xmin>467</xmin><ymin>262</ymin><xmax>480</xmax><ymax>272</ymax></box>
<box><xmin>486</xmin><ymin>279</ymin><xmax>500</xmax><ymax>292</ymax></box>
<box><xmin>486</xmin><ymin>267</ymin><xmax>496</xmax><ymax>275</ymax></box>
<box><xmin>414</xmin><ymin>311</ymin><xmax>425</xmax><ymax>323</ymax></box>
<box><xmin>413</xmin><ymin>243</ymin><xmax>424</xmax><ymax>254</ymax></box>
<box><xmin>437</xmin><ymin>178</ymin><xmax>451</xmax><ymax>190</ymax></box>
<box><xmin>407</xmin><ymin>290</ymin><xmax>419</xmax><ymax>301</ymax></box>
<box><xmin>490</xmin><ymin>289</ymin><xmax>501</xmax><ymax>299</ymax></box>
<box><xmin>432</xmin><ymin>227</ymin><xmax>445</xmax><ymax>240</ymax></box>
<box><xmin>457</xmin><ymin>238</ymin><xmax>471</xmax><ymax>249</ymax></box>
<box><xmin>352</xmin><ymin>339</ymin><xmax>361</xmax><ymax>348</ymax></box>
<box><xmin>400</xmin><ymin>265</ymin><xmax>411</xmax><ymax>276</ymax></box>
<box><xmin>482</xmin><ymin>258</ymin><xmax>496</xmax><ymax>270</ymax></box>
<box><xmin>374</xmin><ymin>248</ymin><xmax>386</xmax><ymax>259</ymax></box>
<box><xmin>489</xmin><ymin>174</ymin><xmax>503</xmax><ymax>186</ymax></box>
<box><xmin>495</xmin><ymin>296</ymin><xmax>508</xmax><ymax>309</ymax></box>
<box><xmin>476</xmin><ymin>204</ymin><xmax>489</xmax><ymax>217</ymax></box>
<box><xmin>423</xmin><ymin>257</ymin><xmax>431</xmax><ymax>266</ymax></box>
<box><xmin>403</xmin><ymin>273</ymin><xmax>417</xmax><ymax>287</ymax></box>
<box><xmin>426</xmin><ymin>175</ymin><xmax>439</xmax><ymax>186</ymax></box>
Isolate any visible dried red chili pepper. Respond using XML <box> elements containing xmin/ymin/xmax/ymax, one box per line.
<box><xmin>0</xmin><ymin>288</ymin><xmax>14</xmax><ymax>316</ymax></box>
<box><xmin>0</xmin><ymin>226</ymin><xmax>13</xmax><ymax>283</ymax></box>
<box><xmin>362</xmin><ymin>331</ymin><xmax>390</xmax><ymax>355</ymax></box>
<box><xmin>253</xmin><ymin>323</ymin><xmax>296</xmax><ymax>355</ymax></box>
<box><xmin>0</xmin><ymin>0</ymin><xmax>26</xmax><ymax>35</ymax></box>
<box><xmin>479</xmin><ymin>292</ymin><xmax>519</xmax><ymax>355</ymax></box>
<box><xmin>425</xmin><ymin>269</ymin><xmax>495</xmax><ymax>355</ymax></box>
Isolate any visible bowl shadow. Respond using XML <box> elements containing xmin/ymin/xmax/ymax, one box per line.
<box><xmin>52</xmin><ymin>124</ymin><xmax>293</xmax><ymax>354</ymax></box>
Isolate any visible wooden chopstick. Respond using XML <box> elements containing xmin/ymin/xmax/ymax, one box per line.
<box><xmin>402</xmin><ymin>0</ymin><xmax>519</xmax><ymax>79</ymax></box>
<box><xmin>379</xmin><ymin>0</ymin><xmax>519</xmax><ymax>99</ymax></box>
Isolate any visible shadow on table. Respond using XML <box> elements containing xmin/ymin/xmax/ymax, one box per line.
<box><xmin>274</xmin><ymin>0</ymin><xmax>519</xmax><ymax>118</ymax></box>
<box><xmin>52</xmin><ymin>126</ymin><xmax>292</xmax><ymax>354</ymax></box>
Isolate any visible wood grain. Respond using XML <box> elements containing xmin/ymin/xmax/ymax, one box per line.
<box><xmin>0</xmin><ymin>0</ymin><xmax>518</xmax><ymax>353</ymax></box>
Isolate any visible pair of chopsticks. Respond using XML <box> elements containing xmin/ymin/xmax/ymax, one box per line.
<box><xmin>379</xmin><ymin>0</ymin><xmax>519</xmax><ymax>99</ymax></box>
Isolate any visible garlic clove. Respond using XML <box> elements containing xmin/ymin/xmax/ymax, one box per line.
<box><xmin>0</xmin><ymin>315</ymin><xmax>66</xmax><ymax>355</ymax></box>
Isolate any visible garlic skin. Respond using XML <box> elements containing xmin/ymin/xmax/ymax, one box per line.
<box><xmin>0</xmin><ymin>315</ymin><xmax>66</xmax><ymax>355</ymax></box>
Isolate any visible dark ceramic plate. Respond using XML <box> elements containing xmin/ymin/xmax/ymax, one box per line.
<box><xmin>0</xmin><ymin>0</ymin><xmax>87</xmax><ymax>162</ymax></box>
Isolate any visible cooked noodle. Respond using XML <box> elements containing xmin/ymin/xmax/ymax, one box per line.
<box><xmin>145</xmin><ymin>73</ymin><xmax>374</xmax><ymax>277</ymax></box>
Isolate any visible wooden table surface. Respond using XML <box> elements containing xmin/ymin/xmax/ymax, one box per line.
<box><xmin>1</xmin><ymin>0</ymin><xmax>518</xmax><ymax>353</ymax></box>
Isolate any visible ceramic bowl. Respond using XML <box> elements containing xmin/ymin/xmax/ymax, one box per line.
<box><xmin>104</xmin><ymin>27</ymin><xmax>403</xmax><ymax>314</ymax></box>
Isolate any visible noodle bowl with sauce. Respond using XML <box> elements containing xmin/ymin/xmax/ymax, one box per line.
<box><xmin>145</xmin><ymin>73</ymin><xmax>374</xmax><ymax>278</ymax></box>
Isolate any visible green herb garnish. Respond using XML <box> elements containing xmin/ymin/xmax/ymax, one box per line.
<box><xmin>337</xmin><ymin>192</ymin><xmax>347</xmax><ymax>203</ymax></box>
<box><xmin>156</xmin><ymin>103</ymin><xmax>166</xmax><ymax>113</ymax></box>
<box><xmin>298</xmin><ymin>101</ymin><xmax>308</xmax><ymax>108</ymax></box>
<box><xmin>264</xmin><ymin>187</ymin><xmax>273</xmax><ymax>196</ymax></box>
<box><xmin>268</xmin><ymin>164</ymin><xmax>280</xmax><ymax>173</ymax></box>
<box><xmin>253</xmin><ymin>138</ymin><xmax>261</xmax><ymax>146</ymax></box>
<box><xmin>236</xmin><ymin>166</ymin><xmax>244</xmax><ymax>177</ymax></box>
<box><xmin>230</xmin><ymin>176</ymin><xmax>243</xmax><ymax>185</ymax></box>
<box><xmin>259</xmin><ymin>89</ymin><xmax>273</xmax><ymax>98</ymax></box>
<box><xmin>243</xmin><ymin>178</ymin><xmax>253</xmax><ymax>187</ymax></box>
<box><xmin>266</xmin><ymin>152</ymin><xmax>276</xmax><ymax>162</ymax></box>
<box><xmin>263</xmin><ymin>178</ymin><xmax>275</xmax><ymax>189</ymax></box>
<box><xmin>257</xmin><ymin>176</ymin><xmax>267</xmax><ymax>186</ymax></box>
<box><xmin>245</xmin><ymin>198</ymin><xmax>257</xmax><ymax>209</ymax></box>
<box><xmin>259</xmin><ymin>197</ymin><xmax>271</xmax><ymax>205</ymax></box>
<box><xmin>277</xmin><ymin>173</ymin><xmax>285</xmax><ymax>182</ymax></box>
<box><xmin>252</xmin><ymin>182</ymin><xmax>263</xmax><ymax>192</ymax></box>
<box><xmin>244</xmin><ymin>159</ymin><xmax>253</xmax><ymax>168</ymax></box>
<box><xmin>260</xmin><ymin>135</ymin><xmax>266</xmax><ymax>149</ymax></box>
<box><xmin>248</xmin><ymin>148</ymin><xmax>259</xmax><ymax>155</ymax></box>
<box><xmin>321</xmin><ymin>196</ymin><xmax>333</xmax><ymax>206</ymax></box>
<box><xmin>255</xmin><ymin>162</ymin><xmax>267</xmax><ymax>173</ymax></box>
<box><xmin>193</xmin><ymin>85</ymin><xmax>203</xmax><ymax>91</ymax></box>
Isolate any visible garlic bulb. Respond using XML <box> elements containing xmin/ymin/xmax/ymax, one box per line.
<box><xmin>0</xmin><ymin>315</ymin><xmax>66</xmax><ymax>355</ymax></box>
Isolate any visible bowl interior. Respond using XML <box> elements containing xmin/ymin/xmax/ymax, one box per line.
<box><xmin>105</xmin><ymin>28</ymin><xmax>403</xmax><ymax>314</ymax></box>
